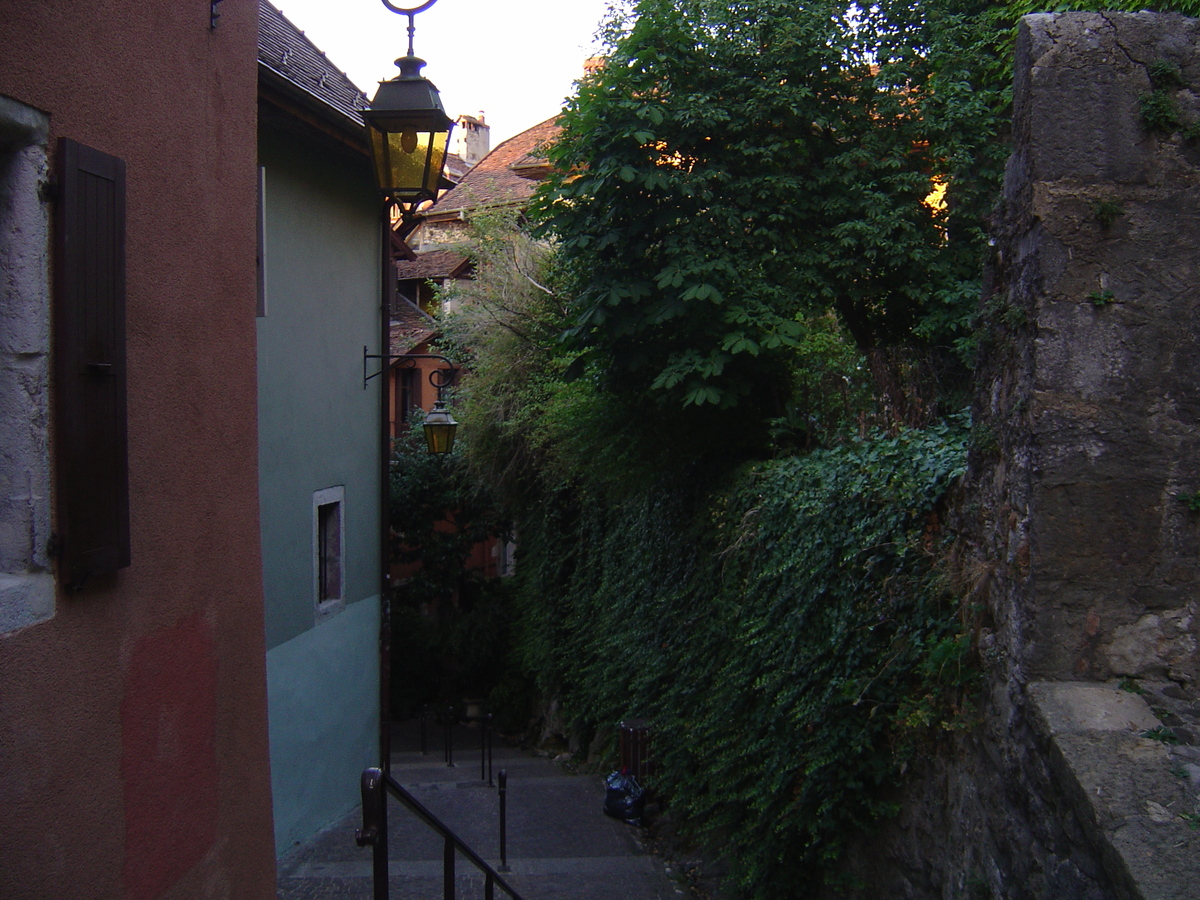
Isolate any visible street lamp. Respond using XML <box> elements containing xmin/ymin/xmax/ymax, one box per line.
<box><xmin>364</xmin><ymin>0</ymin><xmax>454</xmax><ymax>214</ymax></box>
<box><xmin>367</xmin><ymin>0</ymin><xmax>458</xmax><ymax>775</ymax></box>
<box><xmin>422</xmin><ymin>398</ymin><xmax>457</xmax><ymax>454</ymax></box>
<box><xmin>362</xmin><ymin>349</ymin><xmax>459</xmax><ymax>455</ymax></box>
<box><xmin>364</xmin><ymin>0</ymin><xmax>458</xmax><ymax>459</ymax></box>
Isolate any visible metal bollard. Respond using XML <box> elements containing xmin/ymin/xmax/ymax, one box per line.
<box><xmin>443</xmin><ymin>836</ymin><xmax>455</xmax><ymax>899</ymax></box>
<box><xmin>498</xmin><ymin>769</ymin><xmax>509</xmax><ymax>873</ymax></box>
<box><xmin>486</xmin><ymin>713</ymin><xmax>494</xmax><ymax>787</ymax></box>
<box><xmin>480</xmin><ymin>711</ymin><xmax>487</xmax><ymax>782</ymax></box>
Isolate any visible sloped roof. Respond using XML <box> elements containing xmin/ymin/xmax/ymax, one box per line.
<box><xmin>421</xmin><ymin>117</ymin><xmax>561</xmax><ymax>219</ymax></box>
<box><xmin>444</xmin><ymin>152</ymin><xmax>471</xmax><ymax>184</ymax></box>
<box><xmin>395</xmin><ymin>249</ymin><xmax>471</xmax><ymax>281</ymax></box>
<box><xmin>390</xmin><ymin>298</ymin><xmax>439</xmax><ymax>354</ymax></box>
<box><xmin>258</xmin><ymin>0</ymin><xmax>370</xmax><ymax>128</ymax></box>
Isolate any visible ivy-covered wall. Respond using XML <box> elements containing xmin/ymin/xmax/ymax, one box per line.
<box><xmin>510</xmin><ymin>421</ymin><xmax>971</xmax><ymax>896</ymax></box>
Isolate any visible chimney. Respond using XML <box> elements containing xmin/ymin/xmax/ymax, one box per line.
<box><xmin>453</xmin><ymin>112</ymin><xmax>491</xmax><ymax>167</ymax></box>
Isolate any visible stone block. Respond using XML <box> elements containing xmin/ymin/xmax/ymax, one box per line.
<box><xmin>1019</xmin><ymin>14</ymin><xmax>1155</xmax><ymax>185</ymax></box>
<box><xmin>1105</xmin><ymin>610</ymin><xmax>1197</xmax><ymax>680</ymax></box>
<box><xmin>1003</xmin><ymin>12</ymin><xmax>1200</xmax><ymax>683</ymax></box>
<box><xmin>1028</xmin><ymin>682</ymin><xmax>1163</xmax><ymax>735</ymax></box>
<box><xmin>0</xmin><ymin>572</ymin><xmax>53</xmax><ymax>633</ymax></box>
<box><xmin>1028</xmin><ymin>682</ymin><xmax>1200</xmax><ymax>899</ymax></box>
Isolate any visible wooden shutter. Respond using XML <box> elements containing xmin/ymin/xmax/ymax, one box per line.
<box><xmin>54</xmin><ymin>137</ymin><xmax>130</xmax><ymax>587</ymax></box>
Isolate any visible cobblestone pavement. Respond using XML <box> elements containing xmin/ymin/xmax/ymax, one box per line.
<box><xmin>277</xmin><ymin>721</ymin><xmax>684</xmax><ymax>899</ymax></box>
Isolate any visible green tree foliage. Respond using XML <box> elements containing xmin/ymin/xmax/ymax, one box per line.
<box><xmin>534</xmin><ymin>0</ymin><xmax>1200</xmax><ymax>421</ymax></box>
<box><xmin>533</xmin><ymin>0</ymin><xmax>1005</xmax><ymax>415</ymax></box>
<box><xmin>436</xmin><ymin>2</ymin><xmax>1200</xmax><ymax>892</ymax></box>
<box><xmin>768</xmin><ymin>312</ymin><xmax>873</xmax><ymax>451</ymax></box>
<box><xmin>442</xmin><ymin>211</ymin><xmax>713</xmax><ymax>499</ymax></box>
<box><xmin>437</xmin><ymin>210</ymin><xmax>571</xmax><ymax>501</ymax></box>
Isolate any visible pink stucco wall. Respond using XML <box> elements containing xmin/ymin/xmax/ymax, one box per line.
<box><xmin>0</xmin><ymin>2</ymin><xmax>275</xmax><ymax>896</ymax></box>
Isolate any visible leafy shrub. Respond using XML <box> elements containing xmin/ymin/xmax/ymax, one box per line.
<box><xmin>511</xmin><ymin>417</ymin><xmax>974</xmax><ymax>896</ymax></box>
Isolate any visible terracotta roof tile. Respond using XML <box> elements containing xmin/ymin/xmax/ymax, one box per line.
<box><xmin>395</xmin><ymin>249</ymin><xmax>471</xmax><ymax>281</ymax></box>
<box><xmin>421</xmin><ymin>117</ymin><xmax>561</xmax><ymax>218</ymax></box>
<box><xmin>390</xmin><ymin>299</ymin><xmax>439</xmax><ymax>354</ymax></box>
<box><xmin>444</xmin><ymin>152</ymin><xmax>470</xmax><ymax>183</ymax></box>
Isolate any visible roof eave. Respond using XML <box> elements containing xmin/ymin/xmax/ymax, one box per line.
<box><xmin>258</xmin><ymin>63</ymin><xmax>369</xmax><ymax>152</ymax></box>
<box><xmin>420</xmin><ymin>198</ymin><xmax>531</xmax><ymax>224</ymax></box>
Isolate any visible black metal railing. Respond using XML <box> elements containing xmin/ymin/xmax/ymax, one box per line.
<box><xmin>418</xmin><ymin>705</ymin><xmax>495</xmax><ymax>780</ymax></box>
<box><xmin>355</xmin><ymin>767</ymin><xmax>525</xmax><ymax>900</ymax></box>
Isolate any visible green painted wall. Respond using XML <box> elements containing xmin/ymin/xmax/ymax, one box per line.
<box><xmin>256</xmin><ymin>120</ymin><xmax>383</xmax><ymax>852</ymax></box>
<box><xmin>257</xmin><ymin>128</ymin><xmax>381</xmax><ymax>650</ymax></box>
<box><xmin>266</xmin><ymin>594</ymin><xmax>380</xmax><ymax>851</ymax></box>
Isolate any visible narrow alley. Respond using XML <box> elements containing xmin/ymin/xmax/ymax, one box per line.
<box><xmin>276</xmin><ymin>720</ymin><xmax>684</xmax><ymax>900</ymax></box>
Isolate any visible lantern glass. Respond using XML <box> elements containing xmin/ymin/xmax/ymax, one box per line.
<box><xmin>367</xmin><ymin>125</ymin><xmax>450</xmax><ymax>204</ymax></box>
<box><xmin>422</xmin><ymin>401</ymin><xmax>457</xmax><ymax>454</ymax></box>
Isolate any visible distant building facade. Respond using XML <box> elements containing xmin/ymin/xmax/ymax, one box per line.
<box><xmin>453</xmin><ymin>112</ymin><xmax>492</xmax><ymax>168</ymax></box>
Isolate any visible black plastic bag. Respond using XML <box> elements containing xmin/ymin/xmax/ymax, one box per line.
<box><xmin>603</xmin><ymin>769</ymin><xmax>645</xmax><ymax>826</ymax></box>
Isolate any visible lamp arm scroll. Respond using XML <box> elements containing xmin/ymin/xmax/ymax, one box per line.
<box><xmin>380</xmin><ymin>0</ymin><xmax>440</xmax><ymax>55</ymax></box>
<box><xmin>363</xmin><ymin>348</ymin><xmax>459</xmax><ymax>396</ymax></box>
<box><xmin>380</xmin><ymin>0</ymin><xmax>439</xmax><ymax>13</ymax></box>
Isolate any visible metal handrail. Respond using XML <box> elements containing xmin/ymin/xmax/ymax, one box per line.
<box><xmin>355</xmin><ymin>767</ymin><xmax>526</xmax><ymax>900</ymax></box>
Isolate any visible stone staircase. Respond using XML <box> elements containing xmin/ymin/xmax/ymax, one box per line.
<box><xmin>276</xmin><ymin>719</ymin><xmax>683</xmax><ymax>899</ymax></box>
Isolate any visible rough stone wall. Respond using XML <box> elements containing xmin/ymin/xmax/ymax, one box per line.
<box><xmin>414</xmin><ymin>217</ymin><xmax>472</xmax><ymax>251</ymax></box>
<box><xmin>833</xmin><ymin>13</ymin><xmax>1200</xmax><ymax>899</ymax></box>
<box><xmin>994</xmin><ymin>11</ymin><xmax>1200</xmax><ymax>688</ymax></box>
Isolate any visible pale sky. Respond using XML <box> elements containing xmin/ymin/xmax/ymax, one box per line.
<box><xmin>272</xmin><ymin>0</ymin><xmax>620</xmax><ymax>145</ymax></box>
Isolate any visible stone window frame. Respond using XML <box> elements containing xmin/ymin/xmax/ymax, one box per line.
<box><xmin>312</xmin><ymin>485</ymin><xmax>345</xmax><ymax>623</ymax></box>
<box><xmin>0</xmin><ymin>94</ymin><xmax>54</xmax><ymax>634</ymax></box>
